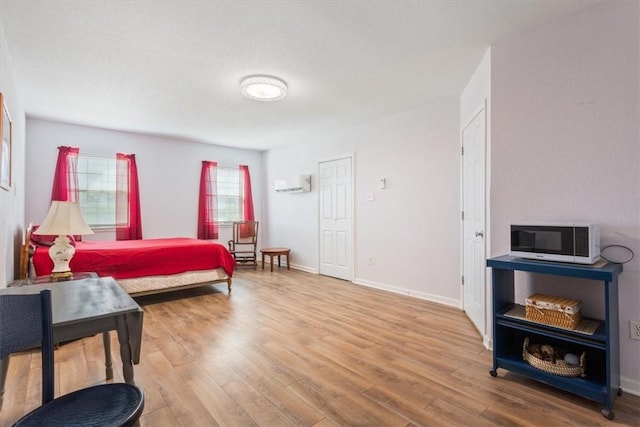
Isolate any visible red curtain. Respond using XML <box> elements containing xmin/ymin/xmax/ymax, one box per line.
<box><xmin>198</xmin><ymin>161</ymin><xmax>218</xmax><ymax>240</ymax></box>
<box><xmin>116</xmin><ymin>153</ymin><xmax>142</xmax><ymax>240</ymax></box>
<box><xmin>239</xmin><ymin>165</ymin><xmax>255</xmax><ymax>238</ymax></box>
<box><xmin>51</xmin><ymin>146</ymin><xmax>79</xmax><ymax>202</ymax></box>
<box><xmin>240</xmin><ymin>165</ymin><xmax>254</xmax><ymax>221</ymax></box>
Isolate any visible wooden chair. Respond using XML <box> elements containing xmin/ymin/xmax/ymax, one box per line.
<box><xmin>228</xmin><ymin>221</ymin><xmax>259</xmax><ymax>269</ymax></box>
<box><xmin>0</xmin><ymin>290</ymin><xmax>145</xmax><ymax>427</ymax></box>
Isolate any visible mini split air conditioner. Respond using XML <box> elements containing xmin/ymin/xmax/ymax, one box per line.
<box><xmin>274</xmin><ymin>175</ymin><xmax>311</xmax><ymax>193</ymax></box>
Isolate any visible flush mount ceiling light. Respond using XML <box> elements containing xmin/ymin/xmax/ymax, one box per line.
<box><xmin>240</xmin><ymin>75</ymin><xmax>287</xmax><ymax>101</ymax></box>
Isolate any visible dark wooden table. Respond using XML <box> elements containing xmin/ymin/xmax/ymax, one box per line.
<box><xmin>0</xmin><ymin>276</ymin><xmax>143</xmax><ymax>409</ymax></box>
<box><xmin>260</xmin><ymin>247</ymin><xmax>291</xmax><ymax>272</ymax></box>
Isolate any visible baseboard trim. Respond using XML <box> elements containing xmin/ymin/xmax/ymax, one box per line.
<box><xmin>621</xmin><ymin>376</ymin><xmax>640</xmax><ymax>396</ymax></box>
<box><xmin>290</xmin><ymin>263</ymin><xmax>318</xmax><ymax>274</ymax></box>
<box><xmin>261</xmin><ymin>259</ymin><xmax>318</xmax><ymax>274</ymax></box>
<box><xmin>352</xmin><ymin>277</ymin><xmax>460</xmax><ymax>308</ymax></box>
<box><xmin>483</xmin><ymin>335</ymin><xmax>492</xmax><ymax>350</ymax></box>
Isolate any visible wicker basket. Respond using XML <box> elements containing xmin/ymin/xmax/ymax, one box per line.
<box><xmin>525</xmin><ymin>293</ymin><xmax>581</xmax><ymax>330</ymax></box>
<box><xmin>522</xmin><ymin>337</ymin><xmax>586</xmax><ymax>377</ymax></box>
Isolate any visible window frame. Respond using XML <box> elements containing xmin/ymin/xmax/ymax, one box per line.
<box><xmin>76</xmin><ymin>154</ymin><xmax>118</xmax><ymax>230</ymax></box>
<box><xmin>215</xmin><ymin>166</ymin><xmax>243</xmax><ymax>225</ymax></box>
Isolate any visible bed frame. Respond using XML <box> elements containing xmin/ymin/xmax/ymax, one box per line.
<box><xmin>21</xmin><ymin>224</ymin><xmax>232</xmax><ymax>296</ymax></box>
<box><xmin>118</xmin><ymin>269</ymin><xmax>232</xmax><ymax>297</ymax></box>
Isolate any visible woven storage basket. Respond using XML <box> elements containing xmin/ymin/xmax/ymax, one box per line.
<box><xmin>522</xmin><ymin>337</ymin><xmax>586</xmax><ymax>377</ymax></box>
<box><xmin>525</xmin><ymin>293</ymin><xmax>581</xmax><ymax>330</ymax></box>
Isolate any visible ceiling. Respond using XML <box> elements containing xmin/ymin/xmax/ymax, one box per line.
<box><xmin>0</xmin><ymin>0</ymin><xmax>604</xmax><ymax>151</ymax></box>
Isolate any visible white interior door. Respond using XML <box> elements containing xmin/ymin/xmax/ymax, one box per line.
<box><xmin>319</xmin><ymin>157</ymin><xmax>352</xmax><ymax>280</ymax></box>
<box><xmin>462</xmin><ymin>105</ymin><xmax>486</xmax><ymax>335</ymax></box>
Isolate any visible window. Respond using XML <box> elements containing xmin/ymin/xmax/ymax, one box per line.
<box><xmin>216</xmin><ymin>167</ymin><xmax>241</xmax><ymax>223</ymax></box>
<box><xmin>77</xmin><ymin>155</ymin><xmax>117</xmax><ymax>227</ymax></box>
<box><xmin>198</xmin><ymin>163</ymin><xmax>254</xmax><ymax>240</ymax></box>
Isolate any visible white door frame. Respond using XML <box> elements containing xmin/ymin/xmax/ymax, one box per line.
<box><xmin>317</xmin><ymin>153</ymin><xmax>355</xmax><ymax>281</ymax></box>
<box><xmin>460</xmin><ymin>101</ymin><xmax>487</xmax><ymax>336</ymax></box>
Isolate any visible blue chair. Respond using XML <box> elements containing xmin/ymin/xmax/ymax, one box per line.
<box><xmin>0</xmin><ymin>290</ymin><xmax>144</xmax><ymax>426</ymax></box>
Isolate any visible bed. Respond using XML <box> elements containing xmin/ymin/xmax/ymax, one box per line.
<box><xmin>27</xmin><ymin>228</ymin><xmax>236</xmax><ymax>296</ymax></box>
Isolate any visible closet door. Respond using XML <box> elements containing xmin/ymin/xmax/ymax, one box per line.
<box><xmin>462</xmin><ymin>104</ymin><xmax>487</xmax><ymax>336</ymax></box>
<box><xmin>318</xmin><ymin>157</ymin><xmax>352</xmax><ymax>281</ymax></box>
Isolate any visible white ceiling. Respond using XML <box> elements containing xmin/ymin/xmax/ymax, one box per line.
<box><xmin>0</xmin><ymin>0</ymin><xmax>604</xmax><ymax>151</ymax></box>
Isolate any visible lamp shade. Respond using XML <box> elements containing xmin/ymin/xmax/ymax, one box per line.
<box><xmin>34</xmin><ymin>201</ymin><xmax>94</xmax><ymax>236</ymax></box>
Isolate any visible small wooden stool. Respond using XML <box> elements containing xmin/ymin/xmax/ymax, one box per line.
<box><xmin>261</xmin><ymin>247</ymin><xmax>291</xmax><ymax>272</ymax></box>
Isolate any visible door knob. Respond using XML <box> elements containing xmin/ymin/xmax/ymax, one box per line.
<box><xmin>475</xmin><ymin>231</ymin><xmax>484</xmax><ymax>238</ymax></box>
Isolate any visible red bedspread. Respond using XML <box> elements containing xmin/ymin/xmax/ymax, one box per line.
<box><xmin>33</xmin><ymin>238</ymin><xmax>236</xmax><ymax>279</ymax></box>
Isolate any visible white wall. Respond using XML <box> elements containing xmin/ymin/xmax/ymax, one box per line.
<box><xmin>491</xmin><ymin>0</ymin><xmax>639</xmax><ymax>393</ymax></box>
<box><xmin>0</xmin><ymin>23</ymin><xmax>26</xmax><ymax>287</ymax></box>
<box><xmin>265</xmin><ymin>99</ymin><xmax>461</xmax><ymax>307</ymax></box>
<box><xmin>25</xmin><ymin>118</ymin><xmax>263</xmax><ymax>244</ymax></box>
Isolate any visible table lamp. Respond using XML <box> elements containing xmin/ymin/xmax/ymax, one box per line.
<box><xmin>33</xmin><ymin>201</ymin><xmax>94</xmax><ymax>280</ymax></box>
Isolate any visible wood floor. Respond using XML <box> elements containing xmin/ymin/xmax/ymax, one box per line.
<box><xmin>1</xmin><ymin>268</ymin><xmax>638</xmax><ymax>426</ymax></box>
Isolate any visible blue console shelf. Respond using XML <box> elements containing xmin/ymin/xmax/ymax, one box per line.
<box><xmin>487</xmin><ymin>255</ymin><xmax>623</xmax><ymax>420</ymax></box>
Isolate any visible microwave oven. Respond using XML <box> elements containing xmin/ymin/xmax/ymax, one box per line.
<box><xmin>510</xmin><ymin>223</ymin><xmax>600</xmax><ymax>264</ymax></box>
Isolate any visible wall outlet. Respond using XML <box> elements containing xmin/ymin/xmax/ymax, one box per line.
<box><xmin>367</xmin><ymin>257</ymin><xmax>373</xmax><ymax>265</ymax></box>
<box><xmin>630</xmin><ymin>320</ymin><xmax>640</xmax><ymax>340</ymax></box>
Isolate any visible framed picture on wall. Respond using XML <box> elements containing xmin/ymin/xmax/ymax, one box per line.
<box><xmin>0</xmin><ymin>92</ymin><xmax>12</xmax><ymax>191</ymax></box>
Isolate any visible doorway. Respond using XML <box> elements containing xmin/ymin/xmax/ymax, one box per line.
<box><xmin>318</xmin><ymin>156</ymin><xmax>353</xmax><ymax>280</ymax></box>
<box><xmin>462</xmin><ymin>103</ymin><xmax>487</xmax><ymax>335</ymax></box>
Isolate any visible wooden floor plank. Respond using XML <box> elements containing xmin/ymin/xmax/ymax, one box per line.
<box><xmin>222</xmin><ymin>378</ymin><xmax>299</xmax><ymax>427</ymax></box>
<box><xmin>363</xmin><ymin>385</ymin><xmax>445</xmax><ymax>427</ymax></box>
<box><xmin>145</xmin><ymin>351</ymin><xmax>219</xmax><ymax>426</ymax></box>
<box><xmin>176</xmin><ymin>362</ymin><xmax>256</xmax><ymax>427</ymax></box>
<box><xmin>224</xmin><ymin>349</ymin><xmax>325</xmax><ymax>426</ymax></box>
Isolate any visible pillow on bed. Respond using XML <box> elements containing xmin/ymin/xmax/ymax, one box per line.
<box><xmin>30</xmin><ymin>225</ymin><xmax>76</xmax><ymax>247</ymax></box>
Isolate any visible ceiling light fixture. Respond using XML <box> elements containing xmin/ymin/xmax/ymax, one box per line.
<box><xmin>240</xmin><ymin>75</ymin><xmax>287</xmax><ymax>101</ymax></box>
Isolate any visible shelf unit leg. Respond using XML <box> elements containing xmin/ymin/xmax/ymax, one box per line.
<box><xmin>601</xmin><ymin>408</ymin><xmax>615</xmax><ymax>420</ymax></box>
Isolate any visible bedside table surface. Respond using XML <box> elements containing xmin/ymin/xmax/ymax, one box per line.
<box><xmin>10</xmin><ymin>272</ymin><xmax>99</xmax><ymax>287</ymax></box>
